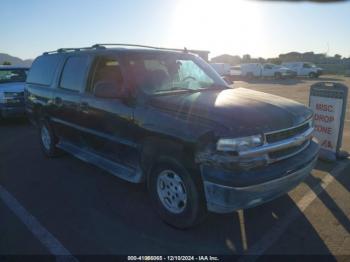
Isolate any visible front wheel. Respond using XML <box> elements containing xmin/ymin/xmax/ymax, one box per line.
<box><xmin>148</xmin><ymin>156</ymin><xmax>206</xmax><ymax>229</ymax></box>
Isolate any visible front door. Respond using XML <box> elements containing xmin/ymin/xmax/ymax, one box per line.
<box><xmin>78</xmin><ymin>55</ymin><xmax>138</xmax><ymax>168</ymax></box>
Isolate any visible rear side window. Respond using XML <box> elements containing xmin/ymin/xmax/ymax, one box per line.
<box><xmin>27</xmin><ymin>55</ymin><xmax>62</xmax><ymax>86</ymax></box>
<box><xmin>60</xmin><ymin>56</ymin><xmax>89</xmax><ymax>92</ymax></box>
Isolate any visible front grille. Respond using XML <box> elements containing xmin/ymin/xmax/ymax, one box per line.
<box><xmin>4</xmin><ymin>91</ymin><xmax>24</xmax><ymax>98</ymax></box>
<box><xmin>265</xmin><ymin>122</ymin><xmax>310</xmax><ymax>143</ymax></box>
<box><xmin>3</xmin><ymin>92</ymin><xmax>24</xmax><ymax>106</ymax></box>
<box><xmin>269</xmin><ymin>140</ymin><xmax>309</xmax><ymax>160</ymax></box>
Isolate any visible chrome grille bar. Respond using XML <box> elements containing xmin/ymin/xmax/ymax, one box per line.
<box><xmin>239</xmin><ymin>126</ymin><xmax>314</xmax><ymax>158</ymax></box>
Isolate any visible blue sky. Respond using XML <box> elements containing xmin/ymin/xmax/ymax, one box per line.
<box><xmin>2</xmin><ymin>0</ymin><xmax>350</xmax><ymax>59</ymax></box>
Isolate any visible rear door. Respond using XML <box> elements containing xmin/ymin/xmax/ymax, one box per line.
<box><xmin>50</xmin><ymin>55</ymin><xmax>91</xmax><ymax>144</ymax></box>
<box><xmin>262</xmin><ymin>64</ymin><xmax>274</xmax><ymax>77</ymax></box>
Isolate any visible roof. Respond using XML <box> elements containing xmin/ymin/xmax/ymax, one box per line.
<box><xmin>42</xmin><ymin>43</ymin><xmax>210</xmax><ymax>57</ymax></box>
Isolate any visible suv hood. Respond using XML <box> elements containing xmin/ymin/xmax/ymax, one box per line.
<box><xmin>0</xmin><ymin>82</ymin><xmax>26</xmax><ymax>93</ymax></box>
<box><xmin>149</xmin><ymin>88</ymin><xmax>313</xmax><ymax>136</ymax></box>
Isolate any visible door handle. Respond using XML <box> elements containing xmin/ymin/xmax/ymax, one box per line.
<box><xmin>79</xmin><ymin>102</ymin><xmax>89</xmax><ymax>113</ymax></box>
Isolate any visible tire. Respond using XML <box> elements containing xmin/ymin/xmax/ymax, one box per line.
<box><xmin>246</xmin><ymin>72</ymin><xmax>254</xmax><ymax>79</ymax></box>
<box><xmin>39</xmin><ymin>119</ymin><xmax>61</xmax><ymax>157</ymax></box>
<box><xmin>148</xmin><ymin>156</ymin><xmax>206</xmax><ymax>229</ymax></box>
<box><xmin>274</xmin><ymin>72</ymin><xmax>282</xmax><ymax>79</ymax></box>
<box><xmin>309</xmin><ymin>72</ymin><xmax>317</xmax><ymax>78</ymax></box>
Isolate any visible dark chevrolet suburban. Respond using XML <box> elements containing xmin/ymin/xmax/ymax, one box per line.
<box><xmin>25</xmin><ymin>44</ymin><xmax>319</xmax><ymax>228</ymax></box>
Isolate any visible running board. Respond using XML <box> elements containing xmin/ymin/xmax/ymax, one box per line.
<box><xmin>57</xmin><ymin>140</ymin><xmax>143</xmax><ymax>183</ymax></box>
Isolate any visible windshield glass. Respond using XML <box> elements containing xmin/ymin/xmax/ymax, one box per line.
<box><xmin>0</xmin><ymin>68</ymin><xmax>28</xmax><ymax>83</ymax></box>
<box><xmin>124</xmin><ymin>53</ymin><xmax>226</xmax><ymax>95</ymax></box>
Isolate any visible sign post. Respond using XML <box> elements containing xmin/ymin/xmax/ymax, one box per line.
<box><xmin>309</xmin><ymin>82</ymin><xmax>348</xmax><ymax>161</ymax></box>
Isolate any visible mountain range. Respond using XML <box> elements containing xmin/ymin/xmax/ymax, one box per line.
<box><xmin>0</xmin><ymin>53</ymin><xmax>33</xmax><ymax>67</ymax></box>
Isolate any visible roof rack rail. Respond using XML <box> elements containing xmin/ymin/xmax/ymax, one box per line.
<box><xmin>92</xmin><ymin>43</ymin><xmax>189</xmax><ymax>53</ymax></box>
<box><xmin>43</xmin><ymin>45</ymin><xmax>106</xmax><ymax>55</ymax></box>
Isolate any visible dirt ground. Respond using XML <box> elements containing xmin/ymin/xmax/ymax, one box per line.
<box><xmin>233</xmin><ymin>75</ymin><xmax>350</xmax><ymax>153</ymax></box>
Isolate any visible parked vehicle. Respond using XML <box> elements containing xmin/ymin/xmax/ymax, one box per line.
<box><xmin>281</xmin><ymin>62</ymin><xmax>323</xmax><ymax>78</ymax></box>
<box><xmin>0</xmin><ymin>66</ymin><xmax>29</xmax><ymax>118</ymax></box>
<box><xmin>239</xmin><ymin>63</ymin><xmax>296</xmax><ymax>79</ymax></box>
<box><xmin>229</xmin><ymin>65</ymin><xmax>242</xmax><ymax>76</ymax></box>
<box><xmin>210</xmin><ymin>63</ymin><xmax>231</xmax><ymax>76</ymax></box>
<box><xmin>25</xmin><ymin>44</ymin><xmax>319</xmax><ymax>228</ymax></box>
<box><xmin>261</xmin><ymin>63</ymin><xmax>297</xmax><ymax>78</ymax></box>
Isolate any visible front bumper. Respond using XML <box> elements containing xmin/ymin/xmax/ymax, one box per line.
<box><xmin>201</xmin><ymin>141</ymin><xmax>319</xmax><ymax>213</ymax></box>
<box><xmin>0</xmin><ymin>102</ymin><xmax>25</xmax><ymax>118</ymax></box>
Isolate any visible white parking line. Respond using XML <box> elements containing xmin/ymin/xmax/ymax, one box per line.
<box><xmin>0</xmin><ymin>184</ymin><xmax>77</xmax><ymax>260</ymax></box>
<box><xmin>238</xmin><ymin>160</ymin><xmax>350</xmax><ymax>262</ymax></box>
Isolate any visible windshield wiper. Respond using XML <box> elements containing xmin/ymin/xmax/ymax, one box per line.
<box><xmin>200</xmin><ymin>84</ymin><xmax>229</xmax><ymax>91</ymax></box>
<box><xmin>153</xmin><ymin>85</ymin><xmax>228</xmax><ymax>96</ymax></box>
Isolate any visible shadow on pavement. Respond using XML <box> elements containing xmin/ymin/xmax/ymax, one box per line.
<box><xmin>317</xmin><ymin>77</ymin><xmax>344</xmax><ymax>82</ymax></box>
<box><xmin>0</xmin><ymin>124</ymin><xmax>342</xmax><ymax>256</ymax></box>
<box><xmin>0</xmin><ymin>117</ymin><xmax>29</xmax><ymax>126</ymax></box>
<box><xmin>241</xmin><ymin>78</ymin><xmax>304</xmax><ymax>86</ymax></box>
<box><xmin>306</xmin><ymin>174</ymin><xmax>350</xmax><ymax>234</ymax></box>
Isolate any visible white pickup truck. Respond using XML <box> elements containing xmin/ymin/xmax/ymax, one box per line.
<box><xmin>210</xmin><ymin>63</ymin><xmax>231</xmax><ymax>76</ymax></box>
<box><xmin>231</xmin><ymin>63</ymin><xmax>296</xmax><ymax>79</ymax></box>
<box><xmin>281</xmin><ymin>62</ymin><xmax>323</xmax><ymax>78</ymax></box>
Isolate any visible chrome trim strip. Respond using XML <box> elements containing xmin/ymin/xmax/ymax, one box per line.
<box><xmin>264</xmin><ymin>118</ymin><xmax>312</xmax><ymax>136</ymax></box>
<box><xmin>267</xmin><ymin>139</ymin><xmax>311</xmax><ymax>164</ymax></box>
<box><xmin>239</xmin><ymin>127</ymin><xmax>314</xmax><ymax>157</ymax></box>
<box><xmin>50</xmin><ymin>117</ymin><xmax>138</xmax><ymax>148</ymax></box>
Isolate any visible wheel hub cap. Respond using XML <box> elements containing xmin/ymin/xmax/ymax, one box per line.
<box><xmin>157</xmin><ymin>170</ymin><xmax>187</xmax><ymax>214</ymax></box>
<box><xmin>41</xmin><ymin>125</ymin><xmax>51</xmax><ymax>150</ymax></box>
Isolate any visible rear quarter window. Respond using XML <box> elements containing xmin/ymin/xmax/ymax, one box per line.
<box><xmin>59</xmin><ymin>56</ymin><xmax>89</xmax><ymax>92</ymax></box>
<box><xmin>27</xmin><ymin>55</ymin><xmax>62</xmax><ymax>86</ymax></box>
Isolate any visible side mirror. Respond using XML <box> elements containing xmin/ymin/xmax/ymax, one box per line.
<box><xmin>94</xmin><ymin>81</ymin><xmax>123</xmax><ymax>99</ymax></box>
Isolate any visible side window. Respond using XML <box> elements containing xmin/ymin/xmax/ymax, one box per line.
<box><xmin>90</xmin><ymin>56</ymin><xmax>123</xmax><ymax>93</ymax></box>
<box><xmin>144</xmin><ymin>60</ymin><xmax>168</xmax><ymax>74</ymax></box>
<box><xmin>60</xmin><ymin>56</ymin><xmax>89</xmax><ymax>92</ymax></box>
<box><xmin>27</xmin><ymin>55</ymin><xmax>62</xmax><ymax>86</ymax></box>
<box><xmin>303</xmin><ymin>63</ymin><xmax>311</xmax><ymax>68</ymax></box>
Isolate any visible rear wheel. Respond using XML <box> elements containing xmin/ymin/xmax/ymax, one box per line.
<box><xmin>309</xmin><ymin>72</ymin><xmax>317</xmax><ymax>78</ymax></box>
<box><xmin>39</xmin><ymin>120</ymin><xmax>61</xmax><ymax>157</ymax></box>
<box><xmin>148</xmin><ymin>156</ymin><xmax>206</xmax><ymax>229</ymax></box>
<box><xmin>246</xmin><ymin>72</ymin><xmax>254</xmax><ymax>79</ymax></box>
<box><xmin>274</xmin><ymin>72</ymin><xmax>282</xmax><ymax>79</ymax></box>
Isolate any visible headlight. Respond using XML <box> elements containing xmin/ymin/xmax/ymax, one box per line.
<box><xmin>217</xmin><ymin>135</ymin><xmax>263</xmax><ymax>152</ymax></box>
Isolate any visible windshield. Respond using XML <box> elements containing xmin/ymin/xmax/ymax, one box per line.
<box><xmin>0</xmin><ymin>68</ymin><xmax>28</xmax><ymax>83</ymax></box>
<box><xmin>124</xmin><ymin>53</ymin><xmax>226</xmax><ymax>95</ymax></box>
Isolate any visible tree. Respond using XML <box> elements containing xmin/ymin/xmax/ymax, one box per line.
<box><xmin>2</xmin><ymin>61</ymin><xmax>11</xmax><ymax>65</ymax></box>
<box><xmin>334</xmin><ymin>54</ymin><xmax>342</xmax><ymax>60</ymax></box>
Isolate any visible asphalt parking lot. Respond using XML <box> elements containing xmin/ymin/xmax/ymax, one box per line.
<box><xmin>1</xmin><ymin>76</ymin><xmax>350</xmax><ymax>260</ymax></box>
